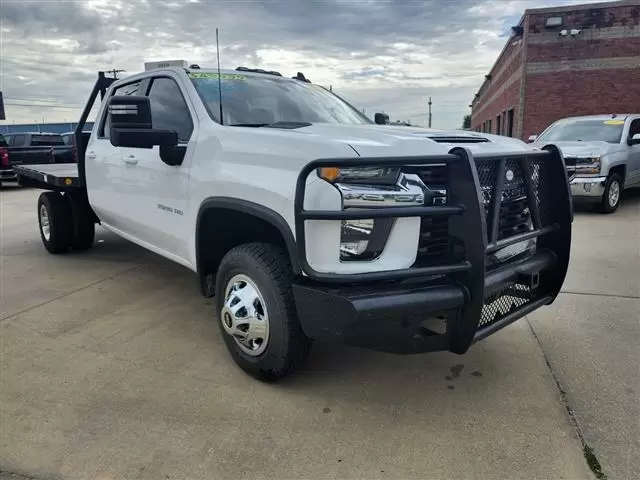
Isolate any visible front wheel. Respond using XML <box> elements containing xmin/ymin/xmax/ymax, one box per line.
<box><xmin>215</xmin><ymin>243</ymin><xmax>312</xmax><ymax>381</ymax></box>
<box><xmin>599</xmin><ymin>173</ymin><xmax>622</xmax><ymax>214</ymax></box>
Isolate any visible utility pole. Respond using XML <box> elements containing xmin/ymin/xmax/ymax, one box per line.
<box><xmin>108</xmin><ymin>69</ymin><xmax>125</xmax><ymax>79</ymax></box>
<box><xmin>428</xmin><ymin>97</ymin><xmax>432</xmax><ymax>128</ymax></box>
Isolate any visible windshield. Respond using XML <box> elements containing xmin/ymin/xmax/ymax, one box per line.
<box><xmin>189</xmin><ymin>72</ymin><xmax>371</xmax><ymax>126</ymax></box>
<box><xmin>537</xmin><ymin>118</ymin><xmax>624</xmax><ymax>144</ymax></box>
<box><xmin>0</xmin><ymin>134</ymin><xmax>6</xmax><ymax>147</ymax></box>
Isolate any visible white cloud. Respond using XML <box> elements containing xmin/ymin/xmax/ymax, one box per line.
<box><xmin>0</xmin><ymin>0</ymin><xmax>617</xmax><ymax>129</ymax></box>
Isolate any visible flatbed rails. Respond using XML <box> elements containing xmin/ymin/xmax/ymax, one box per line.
<box><xmin>14</xmin><ymin>164</ymin><xmax>83</xmax><ymax>189</ymax></box>
<box><xmin>14</xmin><ymin>71</ymin><xmax>115</xmax><ymax>193</ymax></box>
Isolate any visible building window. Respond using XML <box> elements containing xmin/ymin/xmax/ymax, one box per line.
<box><xmin>507</xmin><ymin>109</ymin><xmax>515</xmax><ymax>137</ymax></box>
<box><xmin>496</xmin><ymin>115</ymin><xmax>502</xmax><ymax>135</ymax></box>
<box><xmin>488</xmin><ymin>119</ymin><xmax>492</xmax><ymax>134</ymax></box>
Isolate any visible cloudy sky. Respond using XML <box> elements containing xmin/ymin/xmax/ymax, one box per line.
<box><xmin>0</xmin><ymin>0</ymin><xmax>614</xmax><ymax>129</ymax></box>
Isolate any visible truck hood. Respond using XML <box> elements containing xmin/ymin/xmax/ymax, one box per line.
<box><xmin>535</xmin><ymin>140</ymin><xmax>623</xmax><ymax>157</ymax></box>
<box><xmin>293</xmin><ymin>123</ymin><xmax>535</xmax><ymax>157</ymax></box>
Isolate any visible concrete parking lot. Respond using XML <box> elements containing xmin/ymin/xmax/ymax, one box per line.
<box><xmin>1</xmin><ymin>185</ymin><xmax>638</xmax><ymax>480</ymax></box>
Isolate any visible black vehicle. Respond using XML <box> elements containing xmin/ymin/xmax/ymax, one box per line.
<box><xmin>0</xmin><ymin>132</ymin><xmax>75</xmax><ymax>184</ymax></box>
<box><xmin>61</xmin><ymin>131</ymin><xmax>92</xmax><ymax>163</ymax></box>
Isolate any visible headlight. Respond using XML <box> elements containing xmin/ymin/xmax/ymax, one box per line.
<box><xmin>318</xmin><ymin>166</ymin><xmax>400</xmax><ymax>185</ymax></box>
<box><xmin>340</xmin><ymin>217</ymin><xmax>394</xmax><ymax>261</ymax></box>
<box><xmin>574</xmin><ymin>157</ymin><xmax>601</xmax><ymax>174</ymax></box>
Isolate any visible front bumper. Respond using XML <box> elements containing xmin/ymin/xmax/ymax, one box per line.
<box><xmin>569</xmin><ymin>175</ymin><xmax>607</xmax><ymax>199</ymax></box>
<box><xmin>293</xmin><ymin>250</ymin><xmax>556</xmax><ymax>354</ymax></box>
<box><xmin>292</xmin><ymin>146</ymin><xmax>572</xmax><ymax>355</ymax></box>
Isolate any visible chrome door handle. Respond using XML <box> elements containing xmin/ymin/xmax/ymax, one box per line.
<box><xmin>86</xmin><ymin>151</ymin><xmax>97</xmax><ymax>160</ymax></box>
<box><xmin>123</xmin><ymin>155</ymin><xmax>138</xmax><ymax>165</ymax></box>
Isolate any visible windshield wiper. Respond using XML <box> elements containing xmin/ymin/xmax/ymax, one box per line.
<box><xmin>229</xmin><ymin>121</ymin><xmax>312</xmax><ymax>129</ymax></box>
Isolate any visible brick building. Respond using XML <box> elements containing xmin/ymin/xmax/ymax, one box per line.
<box><xmin>470</xmin><ymin>0</ymin><xmax>640</xmax><ymax>141</ymax></box>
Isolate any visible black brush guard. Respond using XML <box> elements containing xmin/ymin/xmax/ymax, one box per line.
<box><xmin>291</xmin><ymin>146</ymin><xmax>572</xmax><ymax>355</ymax></box>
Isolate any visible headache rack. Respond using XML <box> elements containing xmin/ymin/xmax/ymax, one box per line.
<box><xmin>294</xmin><ymin>146</ymin><xmax>572</xmax><ymax>350</ymax></box>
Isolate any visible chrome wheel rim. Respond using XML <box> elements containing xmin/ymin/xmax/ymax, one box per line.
<box><xmin>608</xmin><ymin>180</ymin><xmax>620</xmax><ymax>207</ymax></box>
<box><xmin>221</xmin><ymin>274</ymin><xmax>269</xmax><ymax>356</ymax></box>
<box><xmin>39</xmin><ymin>204</ymin><xmax>51</xmax><ymax>241</ymax></box>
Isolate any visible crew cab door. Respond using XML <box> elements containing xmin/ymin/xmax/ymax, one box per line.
<box><xmin>85</xmin><ymin>79</ymin><xmax>145</xmax><ymax>230</ymax></box>
<box><xmin>625</xmin><ymin>117</ymin><xmax>640</xmax><ymax>186</ymax></box>
<box><xmin>124</xmin><ymin>75</ymin><xmax>196</xmax><ymax>261</ymax></box>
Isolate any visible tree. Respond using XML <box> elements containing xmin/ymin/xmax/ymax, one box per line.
<box><xmin>462</xmin><ymin>114</ymin><xmax>471</xmax><ymax>129</ymax></box>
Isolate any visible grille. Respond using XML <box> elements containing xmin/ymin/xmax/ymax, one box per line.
<box><xmin>411</xmin><ymin>165</ymin><xmax>450</xmax><ymax>267</ymax></box>
<box><xmin>476</xmin><ymin>159</ymin><xmax>533</xmax><ymax>242</ymax></box>
<box><xmin>412</xmin><ymin>164</ymin><xmax>447</xmax><ymax>188</ymax></box>
<box><xmin>479</xmin><ymin>284</ymin><xmax>535</xmax><ymax>327</ymax></box>
<box><xmin>407</xmin><ymin>154</ymin><xmax>546</xmax><ymax>269</ymax></box>
<box><xmin>527</xmin><ymin>158</ymin><xmax>549</xmax><ymax>226</ymax></box>
<box><xmin>414</xmin><ymin>216</ymin><xmax>450</xmax><ymax>267</ymax></box>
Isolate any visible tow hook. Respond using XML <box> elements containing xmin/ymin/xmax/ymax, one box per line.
<box><xmin>517</xmin><ymin>268</ymin><xmax>541</xmax><ymax>290</ymax></box>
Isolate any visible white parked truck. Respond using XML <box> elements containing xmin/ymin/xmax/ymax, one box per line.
<box><xmin>15</xmin><ymin>66</ymin><xmax>573</xmax><ymax>381</ymax></box>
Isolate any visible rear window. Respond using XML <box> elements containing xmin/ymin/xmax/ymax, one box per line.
<box><xmin>31</xmin><ymin>134</ymin><xmax>64</xmax><ymax>146</ymax></box>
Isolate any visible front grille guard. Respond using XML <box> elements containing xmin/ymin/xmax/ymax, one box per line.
<box><xmin>294</xmin><ymin>146</ymin><xmax>572</xmax><ymax>352</ymax></box>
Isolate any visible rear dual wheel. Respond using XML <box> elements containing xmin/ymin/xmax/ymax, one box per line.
<box><xmin>37</xmin><ymin>191</ymin><xmax>95</xmax><ymax>254</ymax></box>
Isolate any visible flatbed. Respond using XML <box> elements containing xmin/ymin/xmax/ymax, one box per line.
<box><xmin>14</xmin><ymin>163</ymin><xmax>83</xmax><ymax>189</ymax></box>
<box><xmin>12</xmin><ymin>72</ymin><xmax>115</xmax><ymax>194</ymax></box>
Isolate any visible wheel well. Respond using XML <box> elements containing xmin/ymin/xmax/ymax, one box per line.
<box><xmin>610</xmin><ymin>164</ymin><xmax>626</xmax><ymax>186</ymax></box>
<box><xmin>197</xmin><ymin>206</ymin><xmax>297</xmax><ymax>279</ymax></box>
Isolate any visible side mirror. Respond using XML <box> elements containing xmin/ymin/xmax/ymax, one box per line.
<box><xmin>374</xmin><ymin>112</ymin><xmax>390</xmax><ymax>125</ymax></box>
<box><xmin>528</xmin><ymin>135</ymin><xmax>538</xmax><ymax>143</ymax></box>
<box><xmin>108</xmin><ymin>96</ymin><xmax>178</xmax><ymax>149</ymax></box>
<box><xmin>628</xmin><ymin>133</ymin><xmax>640</xmax><ymax>146</ymax></box>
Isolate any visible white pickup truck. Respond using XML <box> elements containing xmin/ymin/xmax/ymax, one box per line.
<box><xmin>15</xmin><ymin>65</ymin><xmax>573</xmax><ymax>381</ymax></box>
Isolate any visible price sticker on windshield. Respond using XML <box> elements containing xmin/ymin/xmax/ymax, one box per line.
<box><xmin>603</xmin><ymin>119</ymin><xmax>624</xmax><ymax>125</ymax></box>
<box><xmin>188</xmin><ymin>73</ymin><xmax>247</xmax><ymax>80</ymax></box>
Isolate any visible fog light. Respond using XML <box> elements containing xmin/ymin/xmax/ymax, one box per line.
<box><xmin>339</xmin><ymin>218</ymin><xmax>392</xmax><ymax>261</ymax></box>
<box><xmin>340</xmin><ymin>240</ymin><xmax>369</xmax><ymax>257</ymax></box>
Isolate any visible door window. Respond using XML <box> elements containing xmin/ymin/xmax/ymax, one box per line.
<box><xmin>99</xmin><ymin>80</ymin><xmax>143</xmax><ymax>138</ymax></box>
<box><xmin>629</xmin><ymin>119</ymin><xmax>640</xmax><ymax>140</ymax></box>
<box><xmin>12</xmin><ymin>134</ymin><xmax>26</xmax><ymax>146</ymax></box>
<box><xmin>147</xmin><ymin>77</ymin><xmax>193</xmax><ymax>142</ymax></box>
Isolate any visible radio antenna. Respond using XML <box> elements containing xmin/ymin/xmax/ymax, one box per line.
<box><xmin>216</xmin><ymin>28</ymin><xmax>224</xmax><ymax>125</ymax></box>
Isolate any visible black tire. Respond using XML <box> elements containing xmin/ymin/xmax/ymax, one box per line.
<box><xmin>37</xmin><ymin>191</ymin><xmax>72</xmax><ymax>254</ymax></box>
<box><xmin>215</xmin><ymin>243</ymin><xmax>312</xmax><ymax>381</ymax></box>
<box><xmin>599</xmin><ymin>173</ymin><xmax>622</xmax><ymax>214</ymax></box>
<box><xmin>65</xmin><ymin>193</ymin><xmax>95</xmax><ymax>251</ymax></box>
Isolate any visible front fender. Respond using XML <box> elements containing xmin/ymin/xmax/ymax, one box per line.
<box><xmin>195</xmin><ymin>197</ymin><xmax>300</xmax><ymax>276</ymax></box>
<box><xmin>600</xmin><ymin>153</ymin><xmax>628</xmax><ymax>178</ymax></box>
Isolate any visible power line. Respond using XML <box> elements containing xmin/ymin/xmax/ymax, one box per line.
<box><xmin>4</xmin><ymin>102</ymin><xmax>83</xmax><ymax>110</ymax></box>
<box><xmin>4</xmin><ymin>97</ymin><xmax>84</xmax><ymax>106</ymax></box>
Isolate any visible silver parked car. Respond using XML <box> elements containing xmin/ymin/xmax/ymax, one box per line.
<box><xmin>530</xmin><ymin>114</ymin><xmax>640</xmax><ymax>213</ymax></box>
